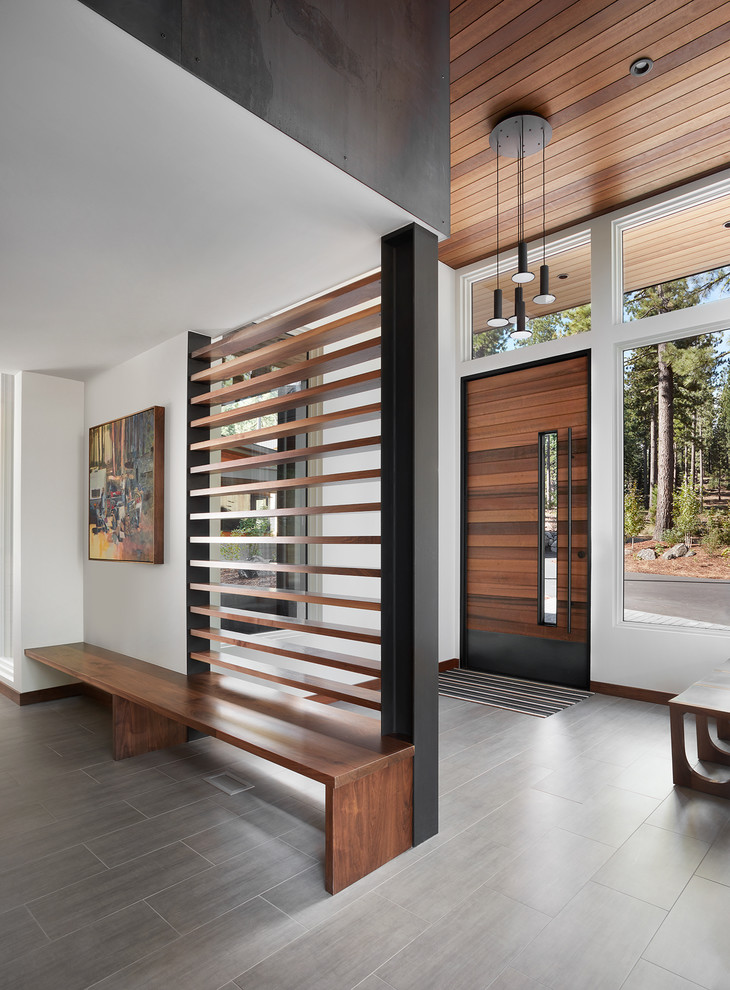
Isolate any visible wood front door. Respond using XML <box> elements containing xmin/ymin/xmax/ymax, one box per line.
<box><xmin>463</xmin><ymin>354</ymin><xmax>590</xmax><ymax>689</ymax></box>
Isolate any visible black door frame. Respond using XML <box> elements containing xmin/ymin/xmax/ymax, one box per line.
<box><xmin>459</xmin><ymin>349</ymin><xmax>592</xmax><ymax>689</ymax></box>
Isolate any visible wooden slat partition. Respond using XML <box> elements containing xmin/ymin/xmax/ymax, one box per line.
<box><xmin>192</xmin><ymin>306</ymin><xmax>381</xmax><ymax>385</ymax></box>
<box><xmin>188</xmin><ymin>272</ymin><xmax>382</xmax><ymax>711</ymax></box>
<box><xmin>190</xmin><ymin>371</ymin><xmax>380</xmax><ymax>431</ymax></box>
<box><xmin>191</xmin><ymin>273</ymin><xmax>381</xmax><ymax>361</ymax></box>
<box><xmin>190</xmin><ymin>404</ymin><xmax>381</xmax><ymax>453</ymax></box>
<box><xmin>190</xmin><ymin>339</ymin><xmax>381</xmax><ymax>406</ymax></box>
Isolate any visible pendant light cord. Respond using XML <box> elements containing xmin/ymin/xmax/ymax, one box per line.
<box><xmin>542</xmin><ymin>134</ymin><xmax>547</xmax><ymax>264</ymax></box>
<box><xmin>496</xmin><ymin>137</ymin><xmax>500</xmax><ymax>291</ymax></box>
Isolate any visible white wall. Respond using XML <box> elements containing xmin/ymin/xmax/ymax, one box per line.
<box><xmin>11</xmin><ymin>372</ymin><xmax>85</xmax><ymax>693</ymax></box>
<box><xmin>438</xmin><ymin>261</ymin><xmax>460</xmax><ymax>661</ymax></box>
<box><xmin>84</xmin><ymin>332</ymin><xmax>188</xmax><ymax>672</ymax></box>
<box><xmin>448</xmin><ymin>172</ymin><xmax>730</xmax><ymax>695</ymax></box>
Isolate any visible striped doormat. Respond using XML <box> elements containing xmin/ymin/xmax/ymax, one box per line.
<box><xmin>438</xmin><ymin>668</ymin><xmax>592</xmax><ymax>718</ymax></box>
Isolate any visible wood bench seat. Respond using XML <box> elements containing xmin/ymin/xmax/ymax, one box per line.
<box><xmin>24</xmin><ymin>642</ymin><xmax>414</xmax><ymax>893</ymax></box>
<box><xmin>669</xmin><ymin>660</ymin><xmax>730</xmax><ymax>798</ymax></box>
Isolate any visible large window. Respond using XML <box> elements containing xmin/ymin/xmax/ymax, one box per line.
<box><xmin>468</xmin><ymin>232</ymin><xmax>591</xmax><ymax>358</ymax></box>
<box><xmin>623</xmin><ymin>328</ymin><xmax>730</xmax><ymax>629</ymax></box>
<box><xmin>622</xmin><ymin>189</ymin><xmax>730</xmax><ymax>322</ymax></box>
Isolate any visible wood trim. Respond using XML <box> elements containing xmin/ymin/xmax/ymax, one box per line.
<box><xmin>191</xmin><ymin>273</ymin><xmax>381</xmax><ymax>361</ymax></box>
<box><xmin>191</xmin><ymin>338</ymin><xmax>381</xmax><ymax>408</ymax></box>
<box><xmin>439</xmin><ymin>657</ymin><xmax>460</xmax><ymax>672</ymax></box>
<box><xmin>0</xmin><ymin>678</ymin><xmax>86</xmax><ymax>706</ymax></box>
<box><xmin>590</xmin><ymin>681</ymin><xmax>673</xmax><ymax>706</ymax></box>
<box><xmin>191</xmin><ymin>306</ymin><xmax>381</xmax><ymax>384</ymax></box>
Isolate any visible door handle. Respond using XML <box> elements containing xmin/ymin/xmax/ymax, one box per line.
<box><xmin>567</xmin><ymin>427</ymin><xmax>572</xmax><ymax>634</ymax></box>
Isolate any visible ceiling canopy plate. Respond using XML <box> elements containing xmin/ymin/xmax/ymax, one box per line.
<box><xmin>489</xmin><ymin>113</ymin><xmax>552</xmax><ymax>159</ymax></box>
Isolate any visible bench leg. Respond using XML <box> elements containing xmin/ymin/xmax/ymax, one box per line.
<box><xmin>696</xmin><ymin>714</ymin><xmax>730</xmax><ymax>766</ymax></box>
<box><xmin>670</xmin><ymin>705</ymin><xmax>730</xmax><ymax>798</ymax></box>
<box><xmin>112</xmin><ymin>695</ymin><xmax>187</xmax><ymax>760</ymax></box>
<box><xmin>325</xmin><ymin>756</ymin><xmax>413</xmax><ymax>895</ymax></box>
<box><xmin>670</xmin><ymin>705</ymin><xmax>693</xmax><ymax>788</ymax></box>
<box><xmin>718</xmin><ymin>717</ymin><xmax>730</xmax><ymax>742</ymax></box>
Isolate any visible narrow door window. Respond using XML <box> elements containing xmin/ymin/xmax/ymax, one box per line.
<box><xmin>539</xmin><ymin>431</ymin><xmax>558</xmax><ymax>625</ymax></box>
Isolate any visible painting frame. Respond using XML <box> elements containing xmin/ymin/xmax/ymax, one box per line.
<box><xmin>88</xmin><ymin>406</ymin><xmax>164</xmax><ymax>564</ymax></box>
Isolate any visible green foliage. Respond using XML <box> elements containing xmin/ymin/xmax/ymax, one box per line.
<box><xmin>674</xmin><ymin>481</ymin><xmax>702</xmax><ymax>545</ymax></box>
<box><xmin>661</xmin><ymin>526</ymin><xmax>687</xmax><ymax>546</ymax></box>
<box><xmin>623</xmin><ymin>483</ymin><xmax>645</xmax><ymax>545</ymax></box>
<box><xmin>703</xmin><ymin>508</ymin><xmax>730</xmax><ymax>556</ymax></box>
<box><xmin>472</xmin><ymin>304</ymin><xmax>591</xmax><ymax>358</ymax></box>
<box><xmin>220</xmin><ymin>516</ymin><xmax>271</xmax><ymax>561</ymax></box>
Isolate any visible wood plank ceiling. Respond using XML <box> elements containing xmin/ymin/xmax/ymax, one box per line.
<box><xmin>440</xmin><ymin>0</ymin><xmax>730</xmax><ymax>271</ymax></box>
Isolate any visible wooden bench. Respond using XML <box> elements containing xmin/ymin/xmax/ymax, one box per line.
<box><xmin>669</xmin><ymin>660</ymin><xmax>730</xmax><ymax>798</ymax></box>
<box><xmin>24</xmin><ymin>642</ymin><xmax>414</xmax><ymax>894</ymax></box>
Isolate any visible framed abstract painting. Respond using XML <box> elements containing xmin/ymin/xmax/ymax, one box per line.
<box><xmin>88</xmin><ymin>406</ymin><xmax>164</xmax><ymax>563</ymax></box>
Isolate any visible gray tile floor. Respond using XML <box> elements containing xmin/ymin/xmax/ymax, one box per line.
<box><xmin>1</xmin><ymin>688</ymin><xmax>729</xmax><ymax>989</ymax></box>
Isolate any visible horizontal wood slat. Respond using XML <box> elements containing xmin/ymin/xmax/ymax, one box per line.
<box><xmin>190</xmin><ymin>605</ymin><xmax>381</xmax><ymax>644</ymax></box>
<box><xmin>190</xmin><ymin>469</ymin><xmax>380</xmax><ymax>499</ymax></box>
<box><xmin>190</xmin><ymin>503</ymin><xmax>380</xmax><ymax>522</ymax></box>
<box><xmin>191</xmin><ymin>535</ymin><xmax>380</xmax><ymax>545</ymax></box>
<box><xmin>191</xmin><ymin>338</ymin><xmax>381</xmax><ymax>408</ymax></box>
<box><xmin>190</xmin><ymin>629</ymin><xmax>381</xmax><ymax>677</ymax></box>
<box><xmin>190</xmin><ymin>404</ymin><xmax>381</xmax><ymax>453</ymax></box>
<box><xmin>192</xmin><ymin>306</ymin><xmax>381</xmax><ymax>385</ymax></box>
<box><xmin>191</xmin><ymin>273</ymin><xmax>381</xmax><ymax>361</ymax></box>
<box><xmin>190</xmin><ymin>371</ymin><xmax>380</xmax><ymax>431</ymax></box>
<box><xmin>190</xmin><ymin>559</ymin><xmax>381</xmax><ymax>577</ymax></box>
<box><xmin>190</xmin><ymin>435</ymin><xmax>381</xmax><ymax>475</ymax></box>
<box><xmin>189</xmin><ymin>584</ymin><xmax>380</xmax><ymax>611</ymax></box>
<box><xmin>189</xmin><ymin>654</ymin><xmax>381</xmax><ymax>710</ymax></box>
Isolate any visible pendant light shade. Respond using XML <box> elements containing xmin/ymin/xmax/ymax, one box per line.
<box><xmin>533</xmin><ymin>264</ymin><xmax>556</xmax><ymax>305</ymax></box>
<box><xmin>487</xmin><ymin>287</ymin><xmax>509</xmax><ymax>327</ymax></box>
<box><xmin>510</xmin><ymin>286</ymin><xmax>532</xmax><ymax>340</ymax></box>
<box><xmin>513</xmin><ymin>241</ymin><xmax>534</xmax><ymax>283</ymax></box>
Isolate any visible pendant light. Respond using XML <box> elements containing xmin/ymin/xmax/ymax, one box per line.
<box><xmin>512</xmin><ymin>116</ymin><xmax>534</xmax><ymax>285</ymax></box>
<box><xmin>487</xmin><ymin>113</ymin><xmax>554</xmax><ymax>339</ymax></box>
<box><xmin>510</xmin><ymin>285</ymin><xmax>531</xmax><ymax>341</ymax></box>
<box><xmin>487</xmin><ymin>134</ymin><xmax>508</xmax><ymax>328</ymax></box>
<box><xmin>533</xmin><ymin>136</ymin><xmax>556</xmax><ymax>305</ymax></box>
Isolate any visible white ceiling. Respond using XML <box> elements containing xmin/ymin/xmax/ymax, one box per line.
<box><xmin>0</xmin><ymin>0</ymin><xmax>420</xmax><ymax>380</ymax></box>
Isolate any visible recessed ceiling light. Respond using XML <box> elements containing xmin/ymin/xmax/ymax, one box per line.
<box><xmin>630</xmin><ymin>57</ymin><xmax>654</xmax><ymax>77</ymax></box>
<box><xmin>724</xmin><ymin>221</ymin><xmax>730</xmax><ymax>229</ymax></box>
<box><xmin>558</xmin><ymin>273</ymin><xmax>569</xmax><ymax>280</ymax></box>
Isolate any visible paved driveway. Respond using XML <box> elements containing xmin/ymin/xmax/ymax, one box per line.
<box><xmin>624</xmin><ymin>573</ymin><xmax>730</xmax><ymax>626</ymax></box>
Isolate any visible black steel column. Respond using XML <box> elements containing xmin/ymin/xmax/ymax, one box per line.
<box><xmin>187</xmin><ymin>331</ymin><xmax>213</xmax><ymax>675</ymax></box>
<box><xmin>381</xmin><ymin>223</ymin><xmax>439</xmax><ymax>844</ymax></box>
